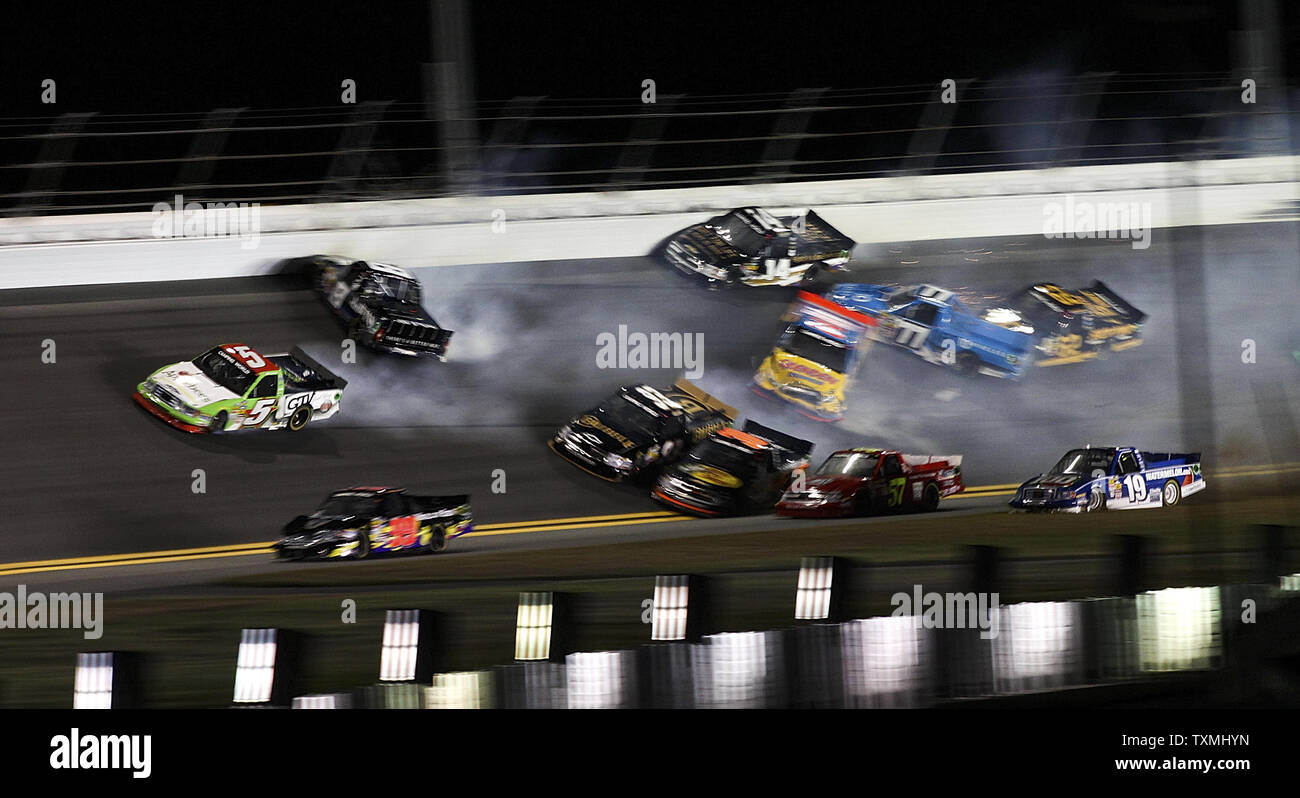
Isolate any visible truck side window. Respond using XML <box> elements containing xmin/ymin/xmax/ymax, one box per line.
<box><xmin>1118</xmin><ymin>453</ymin><xmax>1140</xmax><ymax>474</ymax></box>
<box><xmin>250</xmin><ymin>375</ymin><xmax>278</xmax><ymax>398</ymax></box>
<box><xmin>882</xmin><ymin>455</ymin><xmax>902</xmax><ymax>477</ymax></box>
<box><xmin>906</xmin><ymin>303</ymin><xmax>939</xmax><ymax>326</ymax></box>
<box><xmin>379</xmin><ymin>494</ymin><xmax>406</xmax><ymax>518</ymax></box>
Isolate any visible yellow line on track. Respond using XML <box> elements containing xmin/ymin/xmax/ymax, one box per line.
<box><xmin>3</xmin><ymin>464</ymin><xmax>1298</xmax><ymax>578</ymax></box>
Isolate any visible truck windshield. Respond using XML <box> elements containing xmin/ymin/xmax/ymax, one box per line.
<box><xmin>595</xmin><ymin>396</ymin><xmax>665</xmax><ymax>438</ymax></box>
<box><xmin>371</xmin><ymin>275</ymin><xmax>420</xmax><ymax>302</ymax></box>
<box><xmin>316</xmin><ymin>493</ymin><xmax>379</xmax><ymax>518</ymax></box>
<box><xmin>686</xmin><ymin>439</ymin><xmax>759</xmax><ymax>481</ymax></box>
<box><xmin>1051</xmin><ymin>449</ymin><xmax>1112</xmax><ymax>475</ymax></box>
<box><xmin>817</xmin><ymin>452</ymin><xmax>879</xmax><ymax>477</ymax></box>
<box><xmin>713</xmin><ymin>212</ymin><xmax>768</xmax><ymax>256</ymax></box>
<box><xmin>193</xmin><ymin>347</ymin><xmax>256</xmax><ymax>396</ymax></box>
<box><xmin>780</xmin><ymin>328</ymin><xmax>848</xmax><ymax>372</ymax></box>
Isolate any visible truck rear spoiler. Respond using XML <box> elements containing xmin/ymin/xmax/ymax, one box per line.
<box><xmin>1141</xmin><ymin>451</ymin><xmax>1200</xmax><ymax>466</ymax></box>
<box><xmin>741</xmin><ymin>420</ymin><xmax>814</xmax><ymax>460</ymax></box>
<box><xmin>289</xmin><ymin>346</ymin><xmax>348</xmax><ymax>390</ymax></box>
<box><xmin>901</xmin><ymin>454</ymin><xmax>963</xmax><ymax>468</ymax></box>
<box><xmin>1084</xmin><ymin>280</ymin><xmax>1147</xmax><ymax>324</ymax></box>
<box><xmin>800</xmin><ymin>209</ymin><xmax>856</xmax><ymax>250</ymax></box>
<box><xmin>674</xmin><ymin>378</ymin><xmax>737</xmax><ymax>422</ymax></box>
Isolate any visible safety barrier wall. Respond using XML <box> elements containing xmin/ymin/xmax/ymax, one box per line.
<box><xmin>1</xmin><ymin>155</ymin><xmax>1297</xmax><ymax>290</ymax></box>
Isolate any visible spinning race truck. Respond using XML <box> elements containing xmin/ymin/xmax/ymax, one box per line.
<box><xmin>134</xmin><ymin>343</ymin><xmax>347</xmax><ymax>433</ymax></box>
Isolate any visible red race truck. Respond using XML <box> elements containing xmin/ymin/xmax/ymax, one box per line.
<box><xmin>776</xmin><ymin>447</ymin><xmax>963</xmax><ymax>518</ymax></box>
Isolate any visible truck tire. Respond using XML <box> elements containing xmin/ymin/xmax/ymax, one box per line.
<box><xmin>288</xmin><ymin>406</ymin><xmax>312</xmax><ymax>431</ymax></box>
<box><xmin>352</xmin><ymin>531</ymin><xmax>370</xmax><ymax>560</ymax></box>
<box><xmin>921</xmin><ymin>483</ymin><xmax>941</xmax><ymax>512</ymax></box>
<box><xmin>956</xmin><ymin>352</ymin><xmax>979</xmax><ymax>376</ymax></box>
<box><xmin>853</xmin><ymin>490</ymin><xmax>874</xmax><ymax>517</ymax></box>
<box><xmin>1086</xmin><ymin>490</ymin><xmax>1106</xmax><ymax>513</ymax></box>
<box><xmin>1160</xmin><ymin>479</ymin><xmax>1181</xmax><ymax>507</ymax></box>
<box><xmin>424</xmin><ymin>525</ymin><xmax>448</xmax><ymax>554</ymax></box>
<box><xmin>209</xmin><ymin>411</ymin><xmax>228</xmax><ymax>434</ymax></box>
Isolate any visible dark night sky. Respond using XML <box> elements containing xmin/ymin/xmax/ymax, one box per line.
<box><xmin>0</xmin><ymin>0</ymin><xmax>1266</xmax><ymax>115</ymax></box>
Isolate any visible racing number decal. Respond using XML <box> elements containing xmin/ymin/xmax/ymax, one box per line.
<box><xmin>386</xmin><ymin>516</ymin><xmax>419</xmax><ymax>548</ymax></box>
<box><xmin>893</xmin><ymin>320</ymin><xmax>930</xmax><ymax>350</ymax></box>
<box><xmin>243</xmin><ymin>398</ymin><xmax>277</xmax><ymax>427</ymax></box>
<box><xmin>224</xmin><ymin>345</ymin><xmax>266</xmax><ymax>369</ymax></box>
<box><xmin>887</xmin><ymin>477</ymin><xmax>906</xmax><ymax>507</ymax></box>
<box><xmin>1123</xmin><ymin>473</ymin><xmax>1147</xmax><ymax>503</ymax></box>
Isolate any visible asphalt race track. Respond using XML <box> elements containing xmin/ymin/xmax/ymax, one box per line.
<box><xmin>1</xmin><ymin>221</ymin><xmax>1298</xmax><ymax>577</ymax></box>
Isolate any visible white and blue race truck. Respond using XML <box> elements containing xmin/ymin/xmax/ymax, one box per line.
<box><xmin>1009</xmin><ymin>446</ymin><xmax>1206</xmax><ymax>513</ymax></box>
<box><xmin>826</xmin><ymin>283</ymin><xmax>1035</xmax><ymax>378</ymax></box>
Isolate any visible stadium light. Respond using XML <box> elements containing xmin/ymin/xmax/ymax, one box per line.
<box><xmin>693</xmin><ymin>631</ymin><xmax>787</xmax><ymax>709</ymax></box>
<box><xmin>1137</xmin><ymin>586</ymin><xmax>1223</xmax><ymax>672</ymax></box>
<box><xmin>426</xmin><ymin>671</ymin><xmax>495</xmax><ymax>709</ymax></box>
<box><xmin>1281</xmin><ymin>574</ymin><xmax>1300</xmax><ymax>592</ymax></box>
<box><xmin>566</xmin><ymin>651</ymin><xmax>637</xmax><ymax>709</ymax></box>
<box><xmin>74</xmin><ymin>652</ymin><xmax>139</xmax><ymax>709</ymax></box>
<box><xmin>840</xmin><ymin>616</ymin><xmax>932</xmax><ymax>708</ymax></box>
<box><xmin>795</xmin><ymin>556</ymin><xmax>845</xmax><ymax>621</ymax></box>
<box><xmin>992</xmin><ymin>601</ymin><xmax>1084</xmax><ymax>694</ymax></box>
<box><xmin>380</xmin><ymin>609</ymin><xmax>434</xmax><ymax>682</ymax></box>
<box><xmin>233</xmin><ymin>629</ymin><xmax>299</xmax><ymax>705</ymax></box>
<box><xmin>515</xmin><ymin>592</ymin><xmax>556</xmax><ymax>661</ymax></box>
<box><xmin>292</xmin><ymin>693</ymin><xmax>352</xmax><ymax>709</ymax></box>
<box><xmin>652</xmin><ymin>575</ymin><xmax>708</xmax><ymax>641</ymax></box>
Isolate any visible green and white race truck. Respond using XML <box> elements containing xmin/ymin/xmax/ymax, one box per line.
<box><xmin>134</xmin><ymin>343</ymin><xmax>347</xmax><ymax>434</ymax></box>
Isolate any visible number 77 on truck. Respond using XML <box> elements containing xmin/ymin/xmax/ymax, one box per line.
<box><xmin>134</xmin><ymin>343</ymin><xmax>347</xmax><ymax>434</ymax></box>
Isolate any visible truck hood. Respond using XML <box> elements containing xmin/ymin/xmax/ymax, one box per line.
<box><xmin>1020</xmin><ymin>473</ymin><xmax>1089</xmax><ymax>491</ymax></box>
<box><xmin>802</xmin><ymin>474</ymin><xmax>866</xmax><ymax>494</ymax></box>
<box><xmin>673</xmin><ymin>462</ymin><xmax>744</xmax><ymax>490</ymax></box>
<box><xmin>670</xmin><ymin>224</ymin><xmax>744</xmax><ymax>264</ymax></box>
<box><xmin>827</xmin><ymin>283</ymin><xmax>892</xmax><ymax>311</ymax></box>
<box><xmin>150</xmin><ymin>362</ymin><xmax>240</xmax><ymax>408</ymax></box>
<box><xmin>765</xmin><ymin>350</ymin><xmax>844</xmax><ymax>384</ymax></box>
<box><xmin>568</xmin><ymin>414</ymin><xmax>651</xmax><ymax>456</ymax></box>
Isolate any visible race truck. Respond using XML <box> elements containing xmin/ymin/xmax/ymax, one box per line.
<box><xmin>651</xmin><ymin>421</ymin><xmax>813</xmax><ymax>516</ymax></box>
<box><xmin>300</xmin><ymin>255</ymin><xmax>453</xmax><ymax>359</ymax></box>
<box><xmin>826</xmin><ymin>283</ymin><xmax>1035</xmax><ymax>378</ymax></box>
<box><xmin>550</xmin><ymin>380</ymin><xmax>736</xmax><ymax>482</ymax></box>
<box><xmin>662</xmin><ymin>207</ymin><xmax>855</xmax><ymax>288</ymax></box>
<box><xmin>776</xmin><ymin>448</ymin><xmax>964</xmax><ymax>518</ymax></box>
<box><xmin>1007</xmin><ymin>280</ymin><xmax>1147</xmax><ymax>367</ymax></box>
<box><xmin>134</xmin><ymin>343</ymin><xmax>346</xmax><ymax>433</ymax></box>
<box><xmin>274</xmin><ymin>487</ymin><xmax>473</xmax><ymax>560</ymax></box>
<box><xmin>1009</xmin><ymin>446</ymin><xmax>1206</xmax><ymax>513</ymax></box>
<box><xmin>752</xmin><ymin>291</ymin><xmax>877</xmax><ymax>421</ymax></box>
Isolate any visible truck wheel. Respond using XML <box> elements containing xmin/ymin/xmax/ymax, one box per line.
<box><xmin>1160</xmin><ymin>479</ymin><xmax>1181</xmax><ymax>507</ymax></box>
<box><xmin>1086</xmin><ymin>490</ymin><xmax>1106</xmax><ymax>513</ymax></box>
<box><xmin>956</xmin><ymin>352</ymin><xmax>979</xmax><ymax>376</ymax></box>
<box><xmin>424</xmin><ymin>525</ymin><xmax>448</xmax><ymax>554</ymax></box>
<box><xmin>288</xmin><ymin>406</ymin><xmax>312</xmax><ymax>431</ymax></box>
<box><xmin>853</xmin><ymin>491</ymin><xmax>874</xmax><ymax>517</ymax></box>
<box><xmin>922</xmin><ymin>483</ymin><xmax>941</xmax><ymax>512</ymax></box>
<box><xmin>352</xmin><ymin>531</ymin><xmax>370</xmax><ymax>560</ymax></box>
<box><xmin>209</xmin><ymin>411</ymin><xmax>228</xmax><ymax>434</ymax></box>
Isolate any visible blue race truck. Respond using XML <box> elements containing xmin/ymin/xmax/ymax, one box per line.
<box><xmin>826</xmin><ymin>283</ymin><xmax>1035</xmax><ymax>378</ymax></box>
<box><xmin>1009</xmin><ymin>446</ymin><xmax>1206</xmax><ymax>513</ymax></box>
